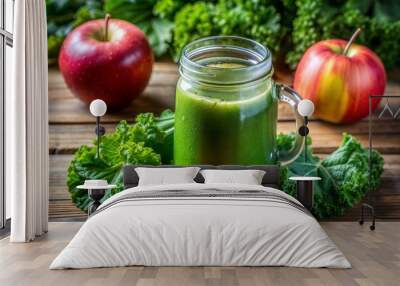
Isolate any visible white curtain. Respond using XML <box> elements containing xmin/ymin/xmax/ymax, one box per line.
<box><xmin>8</xmin><ymin>0</ymin><xmax>49</xmax><ymax>242</ymax></box>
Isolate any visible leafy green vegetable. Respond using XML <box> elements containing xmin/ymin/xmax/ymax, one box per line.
<box><xmin>47</xmin><ymin>35</ymin><xmax>65</xmax><ymax>63</ymax></box>
<box><xmin>47</xmin><ymin>0</ymin><xmax>400</xmax><ymax>69</ymax></box>
<box><xmin>278</xmin><ymin>132</ymin><xmax>384</xmax><ymax>218</ymax></box>
<box><xmin>67</xmin><ymin>111</ymin><xmax>174</xmax><ymax>211</ymax></box>
<box><xmin>130</xmin><ymin>109</ymin><xmax>175</xmax><ymax>164</ymax></box>
<box><xmin>286</xmin><ymin>0</ymin><xmax>400</xmax><ymax>69</ymax></box>
<box><xmin>172</xmin><ymin>2</ymin><xmax>216</xmax><ymax>60</ymax></box>
<box><xmin>285</xmin><ymin>0</ymin><xmax>324</xmax><ymax>70</ymax></box>
<box><xmin>46</xmin><ymin>0</ymin><xmax>86</xmax><ymax>22</ymax></box>
<box><xmin>154</xmin><ymin>0</ymin><xmax>201</xmax><ymax>20</ymax></box>
<box><xmin>141</xmin><ymin>19</ymin><xmax>175</xmax><ymax>57</ymax></box>
<box><xmin>172</xmin><ymin>0</ymin><xmax>283</xmax><ymax>61</ymax></box>
<box><xmin>104</xmin><ymin>0</ymin><xmax>174</xmax><ymax>57</ymax></box>
<box><xmin>46</xmin><ymin>0</ymin><xmax>104</xmax><ymax>64</ymax></box>
<box><xmin>46</xmin><ymin>0</ymin><xmax>80</xmax><ymax>63</ymax></box>
<box><xmin>73</xmin><ymin>0</ymin><xmax>105</xmax><ymax>27</ymax></box>
<box><xmin>172</xmin><ymin>0</ymin><xmax>400</xmax><ymax>68</ymax></box>
<box><xmin>215</xmin><ymin>0</ymin><xmax>282</xmax><ymax>54</ymax></box>
<box><xmin>104</xmin><ymin>0</ymin><xmax>154</xmax><ymax>24</ymax></box>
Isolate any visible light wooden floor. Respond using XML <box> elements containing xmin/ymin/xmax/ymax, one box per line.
<box><xmin>0</xmin><ymin>222</ymin><xmax>399</xmax><ymax>286</ymax></box>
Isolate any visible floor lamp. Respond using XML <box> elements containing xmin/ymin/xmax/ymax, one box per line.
<box><xmin>89</xmin><ymin>99</ymin><xmax>107</xmax><ymax>158</ymax></box>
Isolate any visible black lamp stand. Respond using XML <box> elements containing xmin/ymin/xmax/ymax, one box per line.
<box><xmin>289</xmin><ymin>116</ymin><xmax>314</xmax><ymax>211</ymax></box>
<box><xmin>295</xmin><ymin>180</ymin><xmax>314</xmax><ymax>210</ymax></box>
<box><xmin>88</xmin><ymin>189</ymin><xmax>106</xmax><ymax>215</ymax></box>
<box><xmin>95</xmin><ymin>116</ymin><xmax>106</xmax><ymax>158</ymax></box>
<box><xmin>298</xmin><ymin>116</ymin><xmax>310</xmax><ymax>162</ymax></box>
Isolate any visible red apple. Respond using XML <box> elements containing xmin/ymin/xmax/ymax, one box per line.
<box><xmin>293</xmin><ymin>29</ymin><xmax>386</xmax><ymax>124</ymax></box>
<box><xmin>59</xmin><ymin>15</ymin><xmax>153</xmax><ymax>111</ymax></box>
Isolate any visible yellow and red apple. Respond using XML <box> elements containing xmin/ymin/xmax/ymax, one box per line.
<box><xmin>59</xmin><ymin>15</ymin><xmax>153</xmax><ymax>111</ymax></box>
<box><xmin>293</xmin><ymin>29</ymin><xmax>386</xmax><ymax>124</ymax></box>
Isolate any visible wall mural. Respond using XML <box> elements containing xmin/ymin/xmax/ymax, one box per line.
<box><xmin>45</xmin><ymin>0</ymin><xmax>398</xmax><ymax>219</ymax></box>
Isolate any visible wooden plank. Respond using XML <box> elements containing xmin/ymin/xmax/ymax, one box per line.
<box><xmin>49</xmin><ymin>155</ymin><xmax>85</xmax><ymax>219</ymax></box>
<box><xmin>49</xmin><ymin>201</ymin><xmax>86</xmax><ymax>219</ymax></box>
<box><xmin>49</xmin><ymin>65</ymin><xmax>178</xmax><ymax>124</ymax></box>
<box><xmin>48</xmin><ymin>62</ymin><xmax>179</xmax><ymax>89</ymax></box>
<box><xmin>49</xmin><ymin>64</ymin><xmax>400</xmax><ymax>124</ymax></box>
<box><xmin>49</xmin><ymin>85</ymin><xmax>176</xmax><ymax>123</ymax></box>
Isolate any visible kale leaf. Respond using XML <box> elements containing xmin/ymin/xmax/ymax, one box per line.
<box><xmin>131</xmin><ymin>109</ymin><xmax>175</xmax><ymax>164</ymax></box>
<box><xmin>67</xmin><ymin>111</ymin><xmax>174</xmax><ymax>211</ymax></box>
<box><xmin>172</xmin><ymin>0</ymin><xmax>284</xmax><ymax>61</ymax></box>
<box><xmin>278</xmin><ymin>132</ymin><xmax>384</xmax><ymax>218</ymax></box>
<box><xmin>154</xmin><ymin>0</ymin><xmax>203</xmax><ymax>20</ymax></box>
<box><xmin>172</xmin><ymin>2</ymin><xmax>217</xmax><ymax>61</ymax></box>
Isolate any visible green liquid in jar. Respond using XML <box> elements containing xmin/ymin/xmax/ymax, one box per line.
<box><xmin>174</xmin><ymin>61</ymin><xmax>278</xmax><ymax>165</ymax></box>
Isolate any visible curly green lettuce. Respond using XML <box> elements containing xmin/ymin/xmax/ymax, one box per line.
<box><xmin>131</xmin><ymin>109</ymin><xmax>175</xmax><ymax>164</ymax></box>
<box><xmin>67</xmin><ymin>111</ymin><xmax>174</xmax><ymax>211</ymax></box>
<box><xmin>172</xmin><ymin>2</ymin><xmax>216</xmax><ymax>60</ymax></box>
<box><xmin>154</xmin><ymin>0</ymin><xmax>203</xmax><ymax>20</ymax></box>
<box><xmin>172</xmin><ymin>0</ymin><xmax>284</xmax><ymax>61</ymax></box>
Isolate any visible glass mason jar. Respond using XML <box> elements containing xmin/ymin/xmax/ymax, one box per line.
<box><xmin>174</xmin><ymin>36</ymin><xmax>304</xmax><ymax>165</ymax></box>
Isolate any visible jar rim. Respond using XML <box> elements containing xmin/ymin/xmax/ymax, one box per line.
<box><xmin>179</xmin><ymin>36</ymin><xmax>273</xmax><ymax>85</ymax></box>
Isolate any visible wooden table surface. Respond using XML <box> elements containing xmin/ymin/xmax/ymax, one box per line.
<box><xmin>48</xmin><ymin>63</ymin><xmax>400</xmax><ymax>220</ymax></box>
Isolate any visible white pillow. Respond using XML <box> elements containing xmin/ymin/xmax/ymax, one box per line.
<box><xmin>200</xmin><ymin>169</ymin><xmax>266</xmax><ymax>185</ymax></box>
<box><xmin>135</xmin><ymin>167</ymin><xmax>201</xmax><ymax>186</ymax></box>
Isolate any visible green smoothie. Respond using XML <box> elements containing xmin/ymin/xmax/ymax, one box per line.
<box><xmin>174</xmin><ymin>73</ymin><xmax>278</xmax><ymax>165</ymax></box>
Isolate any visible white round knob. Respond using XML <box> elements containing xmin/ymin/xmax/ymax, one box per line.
<box><xmin>297</xmin><ymin>99</ymin><xmax>315</xmax><ymax>117</ymax></box>
<box><xmin>90</xmin><ymin>99</ymin><xmax>107</xmax><ymax>117</ymax></box>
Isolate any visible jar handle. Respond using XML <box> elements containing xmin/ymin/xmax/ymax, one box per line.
<box><xmin>276</xmin><ymin>83</ymin><xmax>306</xmax><ymax>166</ymax></box>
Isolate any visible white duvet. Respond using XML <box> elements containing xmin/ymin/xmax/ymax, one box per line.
<box><xmin>50</xmin><ymin>183</ymin><xmax>351</xmax><ymax>269</ymax></box>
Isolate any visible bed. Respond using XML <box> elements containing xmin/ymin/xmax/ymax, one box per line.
<box><xmin>50</xmin><ymin>165</ymin><xmax>351</xmax><ymax>269</ymax></box>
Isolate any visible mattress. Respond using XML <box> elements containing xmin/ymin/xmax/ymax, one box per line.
<box><xmin>50</xmin><ymin>183</ymin><xmax>351</xmax><ymax>269</ymax></box>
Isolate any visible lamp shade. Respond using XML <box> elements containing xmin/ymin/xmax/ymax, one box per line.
<box><xmin>297</xmin><ymin>99</ymin><xmax>315</xmax><ymax>117</ymax></box>
<box><xmin>90</xmin><ymin>99</ymin><xmax>107</xmax><ymax>117</ymax></box>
